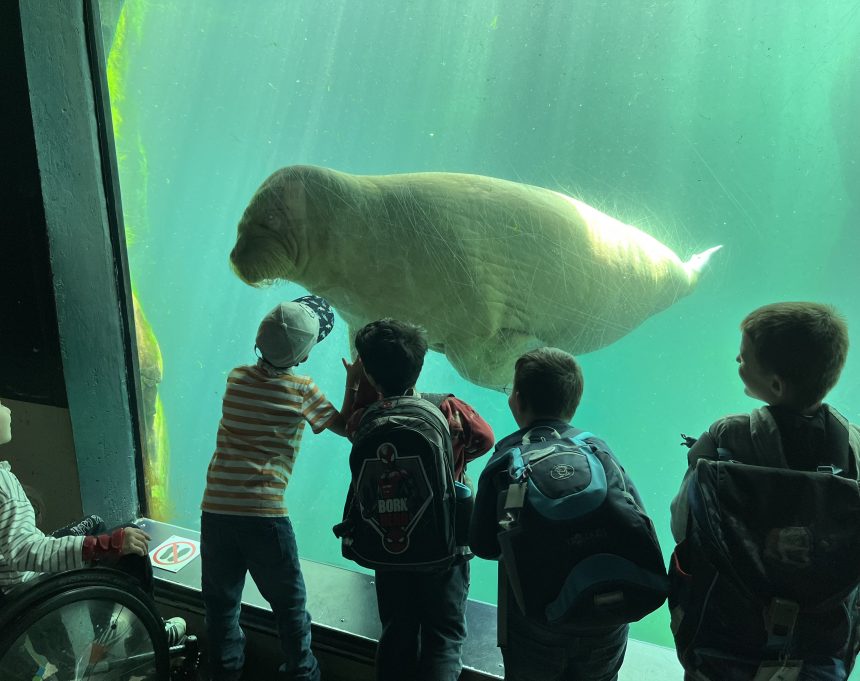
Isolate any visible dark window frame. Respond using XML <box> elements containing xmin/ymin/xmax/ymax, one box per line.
<box><xmin>81</xmin><ymin>0</ymin><xmax>150</xmax><ymax>516</ymax></box>
<box><xmin>17</xmin><ymin>0</ymin><xmax>147</xmax><ymax>521</ymax></box>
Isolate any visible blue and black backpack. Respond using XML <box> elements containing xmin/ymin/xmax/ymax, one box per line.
<box><xmin>486</xmin><ymin>425</ymin><xmax>669</xmax><ymax>628</ymax></box>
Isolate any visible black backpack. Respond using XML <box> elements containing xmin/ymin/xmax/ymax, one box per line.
<box><xmin>333</xmin><ymin>393</ymin><xmax>465</xmax><ymax>571</ymax></box>
<box><xmin>484</xmin><ymin>425</ymin><xmax>669</xmax><ymax>628</ymax></box>
<box><xmin>670</xmin><ymin>407</ymin><xmax>860</xmax><ymax>672</ymax></box>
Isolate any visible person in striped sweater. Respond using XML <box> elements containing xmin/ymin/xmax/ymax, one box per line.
<box><xmin>200</xmin><ymin>295</ymin><xmax>362</xmax><ymax>681</ymax></box>
<box><xmin>0</xmin><ymin>399</ymin><xmax>151</xmax><ymax>595</ymax></box>
<box><xmin>0</xmin><ymin>397</ymin><xmax>187</xmax><ymax>676</ymax></box>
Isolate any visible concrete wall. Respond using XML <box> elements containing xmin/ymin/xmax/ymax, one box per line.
<box><xmin>0</xmin><ymin>0</ymin><xmax>144</xmax><ymax>526</ymax></box>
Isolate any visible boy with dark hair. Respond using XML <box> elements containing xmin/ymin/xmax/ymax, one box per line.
<box><xmin>348</xmin><ymin>318</ymin><xmax>494</xmax><ymax>681</ymax></box>
<box><xmin>670</xmin><ymin>302</ymin><xmax>860</xmax><ymax>680</ymax></box>
<box><xmin>471</xmin><ymin>347</ymin><xmax>642</xmax><ymax>681</ymax></box>
<box><xmin>354</xmin><ymin>318</ymin><xmax>427</xmax><ymax>396</ymax></box>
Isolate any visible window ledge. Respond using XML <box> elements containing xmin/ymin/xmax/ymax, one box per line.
<box><xmin>139</xmin><ymin>518</ymin><xmax>681</xmax><ymax>679</ymax></box>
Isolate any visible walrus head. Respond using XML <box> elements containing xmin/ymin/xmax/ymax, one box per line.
<box><xmin>230</xmin><ymin>166</ymin><xmax>322</xmax><ymax>286</ymax></box>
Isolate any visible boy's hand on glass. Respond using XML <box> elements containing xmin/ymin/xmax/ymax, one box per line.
<box><xmin>342</xmin><ymin>356</ymin><xmax>364</xmax><ymax>389</ymax></box>
<box><xmin>121</xmin><ymin>527</ymin><xmax>151</xmax><ymax>556</ymax></box>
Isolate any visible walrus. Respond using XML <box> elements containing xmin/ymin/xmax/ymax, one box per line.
<box><xmin>230</xmin><ymin>165</ymin><xmax>720</xmax><ymax>390</ymax></box>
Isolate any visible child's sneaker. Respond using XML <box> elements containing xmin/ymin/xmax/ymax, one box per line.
<box><xmin>163</xmin><ymin>617</ymin><xmax>187</xmax><ymax>646</ymax></box>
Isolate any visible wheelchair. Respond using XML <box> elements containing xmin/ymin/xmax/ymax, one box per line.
<box><xmin>0</xmin><ymin>567</ymin><xmax>199</xmax><ymax>680</ymax></box>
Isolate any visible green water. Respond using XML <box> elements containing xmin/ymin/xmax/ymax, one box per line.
<box><xmin>102</xmin><ymin>0</ymin><xmax>860</xmax><ymax>651</ymax></box>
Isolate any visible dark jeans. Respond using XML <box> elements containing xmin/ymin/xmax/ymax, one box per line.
<box><xmin>502</xmin><ymin>606</ymin><xmax>628</xmax><ymax>681</ymax></box>
<box><xmin>201</xmin><ymin>512</ymin><xmax>319</xmax><ymax>681</ymax></box>
<box><xmin>685</xmin><ymin>651</ymin><xmax>848</xmax><ymax>680</ymax></box>
<box><xmin>375</xmin><ymin>560</ymin><xmax>470</xmax><ymax>681</ymax></box>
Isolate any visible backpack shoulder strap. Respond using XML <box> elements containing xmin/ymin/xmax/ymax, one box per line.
<box><xmin>748</xmin><ymin>407</ymin><xmax>789</xmax><ymax>468</ymax></box>
<box><xmin>824</xmin><ymin>405</ymin><xmax>860</xmax><ymax>481</ymax></box>
<box><xmin>569</xmin><ymin>429</ymin><xmax>593</xmax><ymax>444</ymax></box>
<box><xmin>838</xmin><ymin>410</ymin><xmax>860</xmax><ymax>481</ymax></box>
<box><xmin>356</xmin><ymin>398</ymin><xmax>384</xmax><ymax>424</ymax></box>
<box><xmin>845</xmin><ymin>417</ymin><xmax>860</xmax><ymax>459</ymax></box>
<box><xmin>416</xmin><ymin>393</ymin><xmax>455</xmax><ymax>443</ymax></box>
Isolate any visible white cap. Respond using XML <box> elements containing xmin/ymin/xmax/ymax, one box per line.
<box><xmin>255</xmin><ymin>302</ymin><xmax>320</xmax><ymax>368</ymax></box>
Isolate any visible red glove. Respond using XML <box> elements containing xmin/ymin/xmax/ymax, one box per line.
<box><xmin>82</xmin><ymin>527</ymin><xmax>125</xmax><ymax>563</ymax></box>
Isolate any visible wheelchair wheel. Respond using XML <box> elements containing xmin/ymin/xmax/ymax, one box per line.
<box><xmin>0</xmin><ymin>567</ymin><xmax>170</xmax><ymax>680</ymax></box>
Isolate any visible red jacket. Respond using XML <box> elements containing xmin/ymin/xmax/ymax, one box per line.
<box><xmin>347</xmin><ymin>391</ymin><xmax>494</xmax><ymax>480</ymax></box>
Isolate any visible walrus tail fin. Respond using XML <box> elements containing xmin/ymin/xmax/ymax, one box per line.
<box><xmin>683</xmin><ymin>245</ymin><xmax>722</xmax><ymax>286</ymax></box>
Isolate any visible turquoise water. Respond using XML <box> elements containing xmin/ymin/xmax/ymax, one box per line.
<box><xmin>102</xmin><ymin>0</ymin><xmax>860</xmax><ymax>649</ymax></box>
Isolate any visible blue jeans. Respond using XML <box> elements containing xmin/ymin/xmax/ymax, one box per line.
<box><xmin>375</xmin><ymin>561</ymin><xmax>470</xmax><ymax>681</ymax></box>
<box><xmin>201</xmin><ymin>512</ymin><xmax>320</xmax><ymax>681</ymax></box>
<box><xmin>502</xmin><ymin>603</ymin><xmax>628</xmax><ymax>681</ymax></box>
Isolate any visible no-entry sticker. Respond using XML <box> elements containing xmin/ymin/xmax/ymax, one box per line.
<box><xmin>148</xmin><ymin>534</ymin><xmax>200</xmax><ymax>573</ymax></box>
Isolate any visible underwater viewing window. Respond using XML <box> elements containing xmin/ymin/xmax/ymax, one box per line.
<box><xmin>98</xmin><ymin>0</ymin><xmax>860</xmax><ymax>651</ymax></box>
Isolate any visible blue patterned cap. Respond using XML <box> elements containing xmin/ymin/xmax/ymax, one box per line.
<box><xmin>293</xmin><ymin>295</ymin><xmax>335</xmax><ymax>342</ymax></box>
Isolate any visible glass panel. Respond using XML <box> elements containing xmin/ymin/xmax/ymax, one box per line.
<box><xmin>98</xmin><ymin>0</ymin><xmax>860</xmax><ymax>651</ymax></box>
<box><xmin>0</xmin><ymin>599</ymin><xmax>157</xmax><ymax>680</ymax></box>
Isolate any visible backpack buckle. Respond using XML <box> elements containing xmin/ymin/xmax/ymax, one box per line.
<box><xmin>504</xmin><ymin>482</ymin><xmax>528</xmax><ymax>512</ymax></box>
<box><xmin>764</xmin><ymin>597</ymin><xmax>799</xmax><ymax>651</ymax></box>
<box><xmin>499</xmin><ymin>482</ymin><xmax>528</xmax><ymax>531</ymax></box>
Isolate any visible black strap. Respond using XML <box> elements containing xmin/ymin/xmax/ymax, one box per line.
<box><xmin>498</xmin><ymin>523</ymin><xmax>528</xmax><ymax>621</ymax></box>
<box><xmin>748</xmin><ymin>407</ymin><xmax>851</xmax><ymax>475</ymax></box>
<box><xmin>497</xmin><ymin>561</ymin><xmax>509</xmax><ymax>648</ymax></box>
<box><xmin>822</xmin><ymin>406</ymin><xmax>852</xmax><ymax>477</ymax></box>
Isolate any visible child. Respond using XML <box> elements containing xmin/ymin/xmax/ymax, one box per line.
<box><xmin>200</xmin><ymin>295</ymin><xmax>362</xmax><ymax>681</ymax></box>
<box><xmin>471</xmin><ymin>347</ymin><xmax>636</xmax><ymax>681</ymax></box>
<box><xmin>348</xmin><ymin>318</ymin><xmax>494</xmax><ymax>681</ymax></box>
<box><xmin>669</xmin><ymin>302</ymin><xmax>860</xmax><ymax>679</ymax></box>
<box><xmin>0</xmin><ymin>395</ymin><xmax>187</xmax><ymax>679</ymax></box>
<box><xmin>0</xmin><ymin>400</ymin><xmax>153</xmax><ymax>591</ymax></box>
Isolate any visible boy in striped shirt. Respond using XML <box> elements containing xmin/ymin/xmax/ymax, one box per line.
<box><xmin>201</xmin><ymin>295</ymin><xmax>362</xmax><ymax>681</ymax></box>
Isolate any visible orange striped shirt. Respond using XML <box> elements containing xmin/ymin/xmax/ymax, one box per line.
<box><xmin>201</xmin><ymin>364</ymin><xmax>338</xmax><ymax>517</ymax></box>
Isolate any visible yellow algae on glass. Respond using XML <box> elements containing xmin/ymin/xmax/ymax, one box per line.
<box><xmin>106</xmin><ymin>6</ymin><xmax>127</xmax><ymax>137</ymax></box>
<box><xmin>133</xmin><ymin>289</ymin><xmax>171</xmax><ymax>520</ymax></box>
<box><xmin>109</xmin><ymin>0</ymin><xmax>169</xmax><ymax>520</ymax></box>
<box><xmin>106</xmin><ymin>0</ymin><xmax>151</xmax><ymax>248</ymax></box>
<box><xmin>147</xmin><ymin>395</ymin><xmax>173</xmax><ymax>520</ymax></box>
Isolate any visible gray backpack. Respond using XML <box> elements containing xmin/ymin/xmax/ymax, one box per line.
<box><xmin>334</xmin><ymin>394</ymin><xmax>463</xmax><ymax>571</ymax></box>
<box><xmin>670</xmin><ymin>406</ymin><xmax>860</xmax><ymax>673</ymax></box>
